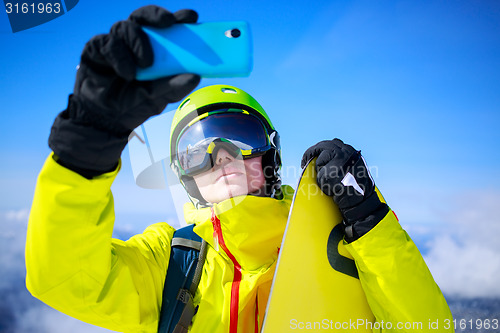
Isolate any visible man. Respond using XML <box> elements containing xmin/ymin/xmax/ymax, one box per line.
<box><xmin>26</xmin><ymin>5</ymin><xmax>453</xmax><ymax>332</ymax></box>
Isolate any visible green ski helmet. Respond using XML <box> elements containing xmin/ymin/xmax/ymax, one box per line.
<box><xmin>170</xmin><ymin>84</ymin><xmax>282</xmax><ymax>206</ymax></box>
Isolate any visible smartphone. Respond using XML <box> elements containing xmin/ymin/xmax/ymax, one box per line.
<box><xmin>136</xmin><ymin>21</ymin><xmax>253</xmax><ymax>80</ymax></box>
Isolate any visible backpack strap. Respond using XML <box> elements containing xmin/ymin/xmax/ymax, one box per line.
<box><xmin>158</xmin><ymin>224</ymin><xmax>207</xmax><ymax>333</ymax></box>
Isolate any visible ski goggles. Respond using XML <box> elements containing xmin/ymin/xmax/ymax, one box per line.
<box><xmin>173</xmin><ymin>109</ymin><xmax>274</xmax><ymax>176</ymax></box>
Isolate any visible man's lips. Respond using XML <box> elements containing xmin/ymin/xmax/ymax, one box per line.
<box><xmin>216</xmin><ymin>169</ymin><xmax>245</xmax><ymax>182</ymax></box>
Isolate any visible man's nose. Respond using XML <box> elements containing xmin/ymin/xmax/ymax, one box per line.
<box><xmin>214</xmin><ymin>148</ymin><xmax>235</xmax><ymax>166</ymax></box>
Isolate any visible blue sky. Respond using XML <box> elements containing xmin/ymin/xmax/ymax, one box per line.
<box><xmin>1</xmin><ymin>0</ymin><xmax>500</xmax><ymax>331</ymax></box>
<box><xmin>1</xmin><ymin>0</ymin><xmax>499</xmax><ymax>216</ymax></box>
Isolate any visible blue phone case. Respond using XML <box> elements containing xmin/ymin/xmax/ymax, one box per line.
<box><xmin>136</xmin><ymin>21</ymin><xmax>253</xmax><ymax>80</ymax></box>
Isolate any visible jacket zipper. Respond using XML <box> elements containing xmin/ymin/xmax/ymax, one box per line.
<box><xmin>211</xmin><ymin>208</ymin><xmax>242</xmax><ymax>333</ymax></box>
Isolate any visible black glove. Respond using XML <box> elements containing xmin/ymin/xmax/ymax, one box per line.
<box><xmin>49</xmin><ymin>5</ymin><xmax>201</xmax><ymax>178</ymax></box>
<box><xmin>301</xmin><ymin>138</ymin><xmax>389</xmax><ymax>242</ymax></box>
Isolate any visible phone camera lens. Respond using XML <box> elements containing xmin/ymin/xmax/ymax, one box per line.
<box><xmin>225</xmin><ymin>28</ymin><xmax>241</xmax><ymax>38</ymax></box>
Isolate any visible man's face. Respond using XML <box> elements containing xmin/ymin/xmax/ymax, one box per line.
<box><xmin>192</xmin><ymin>148</ymin><xmax>265</xmax><ymax>203</ymax></box>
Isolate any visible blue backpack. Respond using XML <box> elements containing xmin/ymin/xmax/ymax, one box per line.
<box><xmin>157</xmin><ymin>225</ymin><xmax>207</xmax><ymax>333</ymax></box>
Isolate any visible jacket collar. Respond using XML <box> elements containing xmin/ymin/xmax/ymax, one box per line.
<box><xmin>184</xmin><ymin>187</ymin><xmax>293</xmax><ymax>271</ymax></box>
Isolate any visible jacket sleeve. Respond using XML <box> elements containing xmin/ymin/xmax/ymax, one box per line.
<box><xmin>345</xmin><ymin>209</ymin><xmax>454</xmax><ymax>333</ymax></box>
<box><xmin>25</xmin><ymin>154</ymin><xmax>175</xmax><ymax>333</ymax></box>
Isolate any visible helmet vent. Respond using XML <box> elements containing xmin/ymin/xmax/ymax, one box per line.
<box><xmin>221</xmin><ymin>87</ymin><xmax>237</xmax><ymax>94</ymax></box>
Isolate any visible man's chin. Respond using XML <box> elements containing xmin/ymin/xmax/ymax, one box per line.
<box><xmin>227</xmin><ymin>184</ymin><xmax>250</xmax><ymax>197</ymax></box>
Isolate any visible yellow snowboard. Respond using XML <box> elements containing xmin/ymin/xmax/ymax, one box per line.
<box><xmin>261</xmin><ymin>158</ymin><xmax>374</xmax><ymax>332</ymax></box>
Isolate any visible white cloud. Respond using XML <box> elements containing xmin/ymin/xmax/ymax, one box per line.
<box><xmin>0</xmin><ymin>209</ymin><xmax>117</xmax><ymax>332</ymax></box>
<box><xmin>422</xmin><ymin>190</ymin><xmax>500</xmax><ymax>298</ymax></box>
<box><xmin>425</xmin><ymin>235</ymin><xmax>500</xmax><ymax>298</ymax></box>
<box><xmin>0</xmin><ymin>209</ymin><xmax>29</xmax><ymax>290</ymax></box>
<box><xmin>5</xmin><ymin>208</ymin><xmax>29</xmax><ymax>221</ymax></box>
<box><xmin>16</xmin><ymin>305</ymin><xmax>117</xmax><ymax>333</ymax></box>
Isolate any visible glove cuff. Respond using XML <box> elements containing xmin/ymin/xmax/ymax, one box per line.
<box><xmin>341</xmin><ymin>191</ymin><xmax>389</xmax><ymax>243</ymax></box>
<box><xmin>48</xmin><ymin>97</ymin><xmax>129</xmax><ymax>178</ymax></box>
<box><xmin>341</xmin><ymin>190</ymin><xmax>382</xmax><ymax>222</ymax></box>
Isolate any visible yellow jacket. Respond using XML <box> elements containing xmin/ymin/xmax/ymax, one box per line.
<box><xmin>26</xmin><ymin>154</ymin><xmax>453</xmax><ymax>332</ymax></box>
